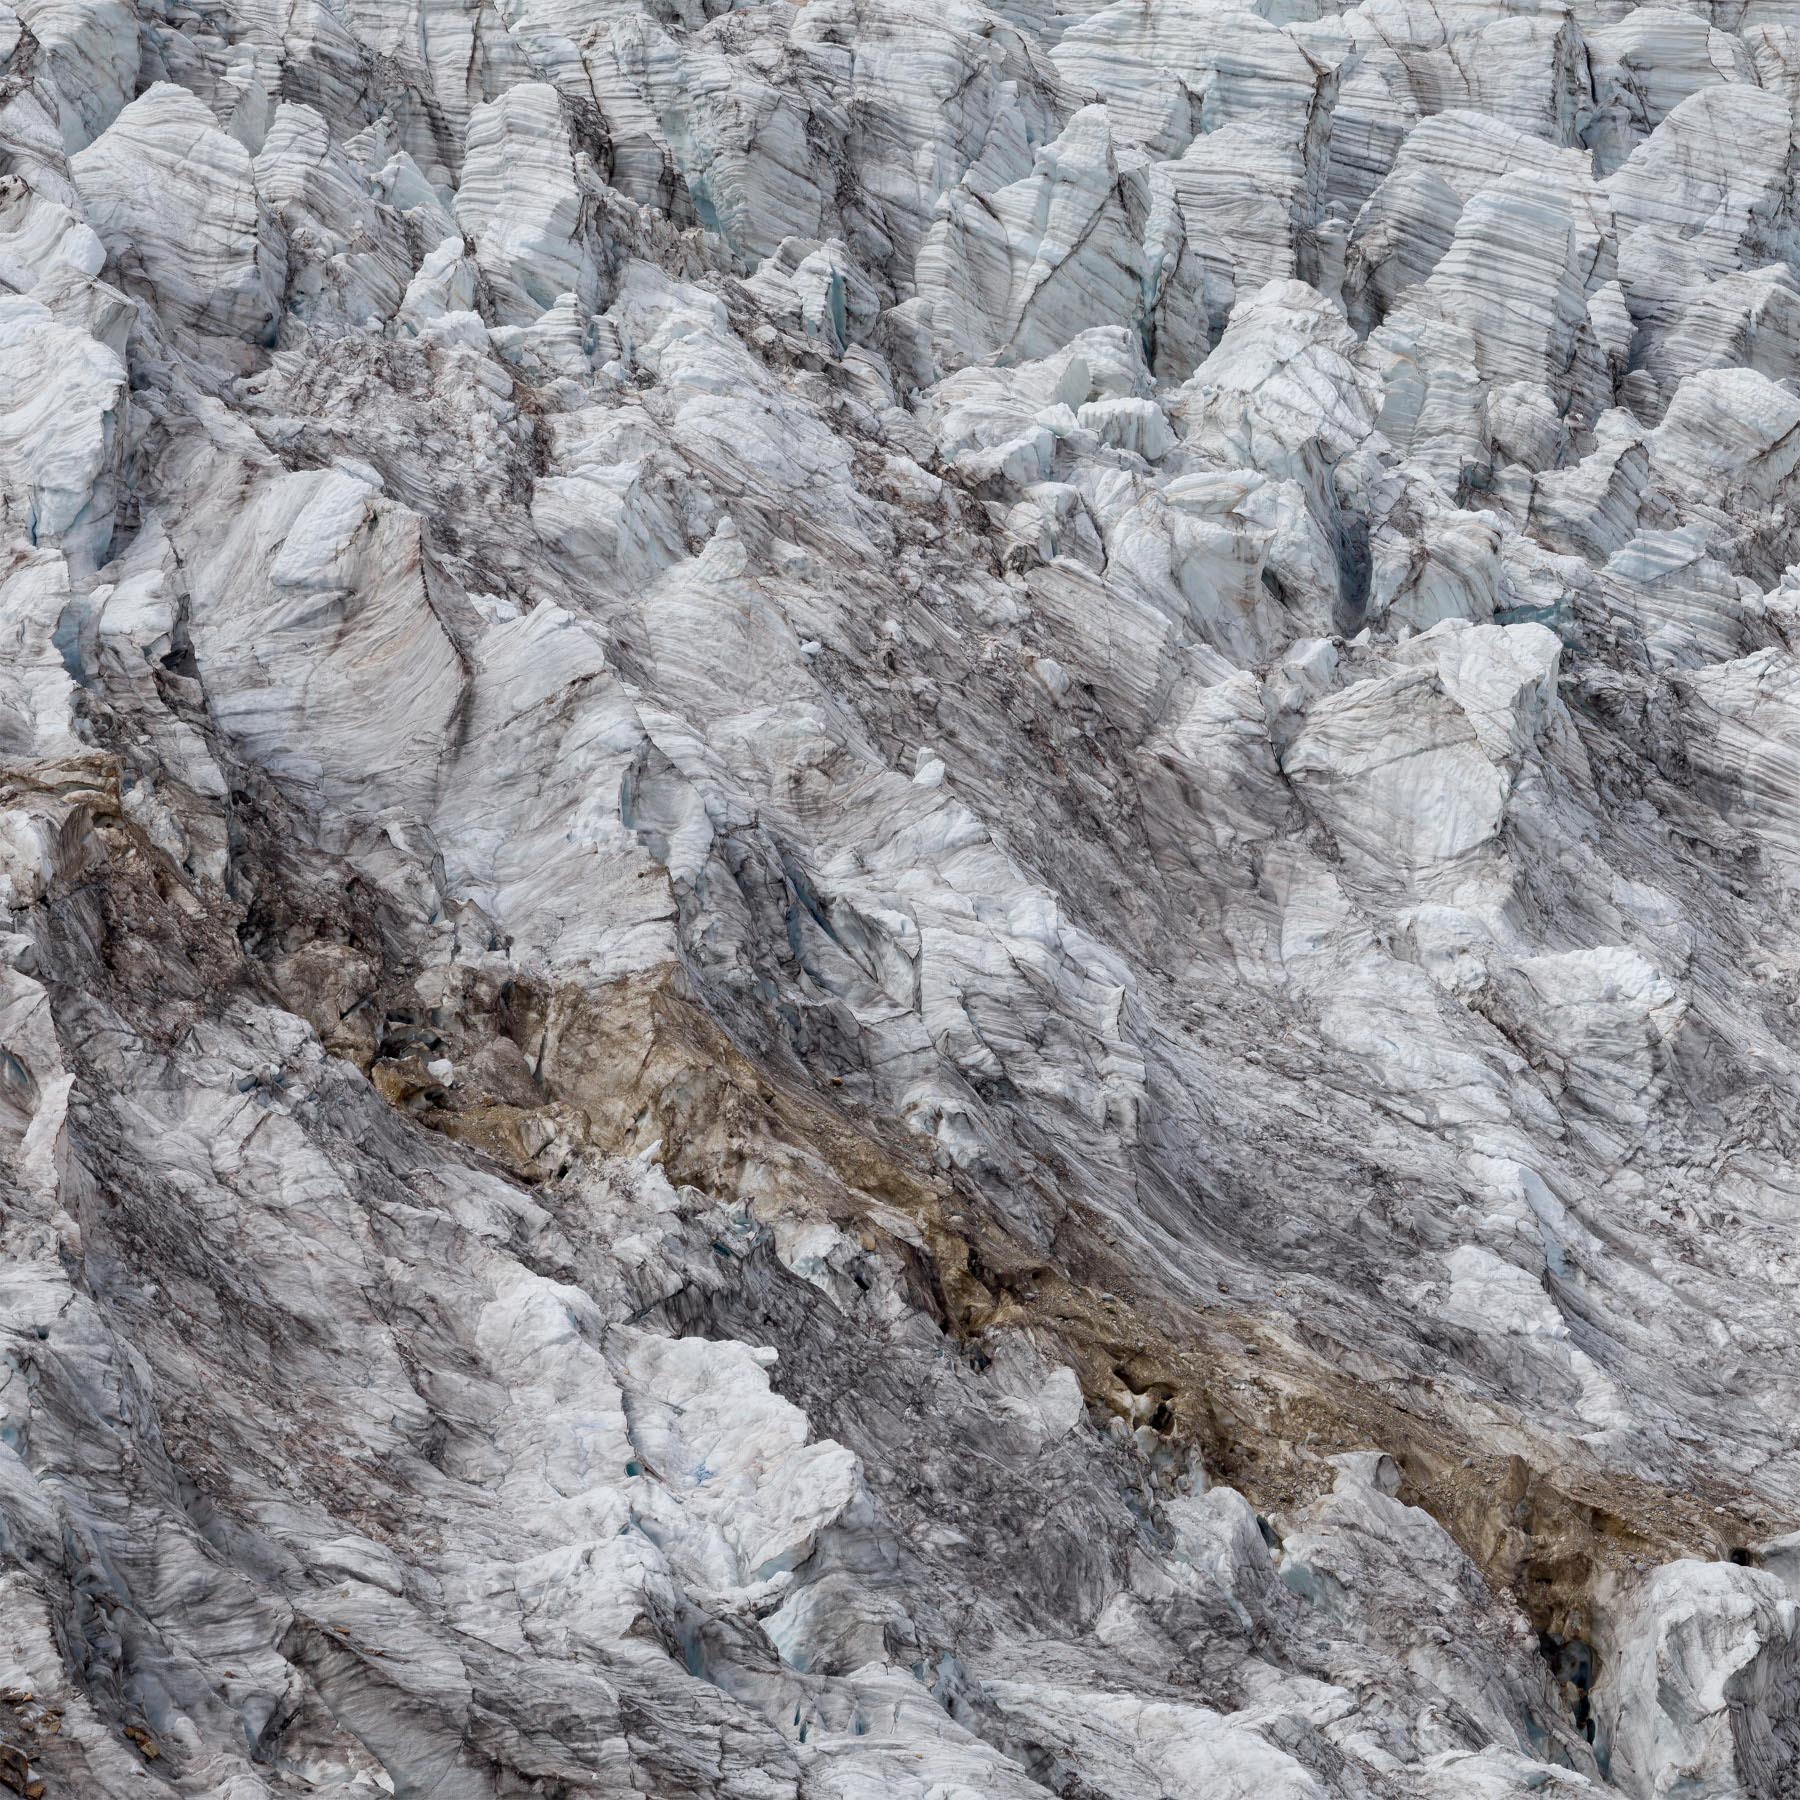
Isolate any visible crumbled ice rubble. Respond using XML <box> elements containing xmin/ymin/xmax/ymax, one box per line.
<box><xmin>3</xmin><ymin>0</ymin><xmax>1800</xmax><ymax>1793</ymax></box>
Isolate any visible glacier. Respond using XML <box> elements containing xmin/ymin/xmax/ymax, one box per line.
<box><xmin>3</xmin><ymin>0</ymin><xmax>1800</xmax><ymax>1792</ymax></box>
